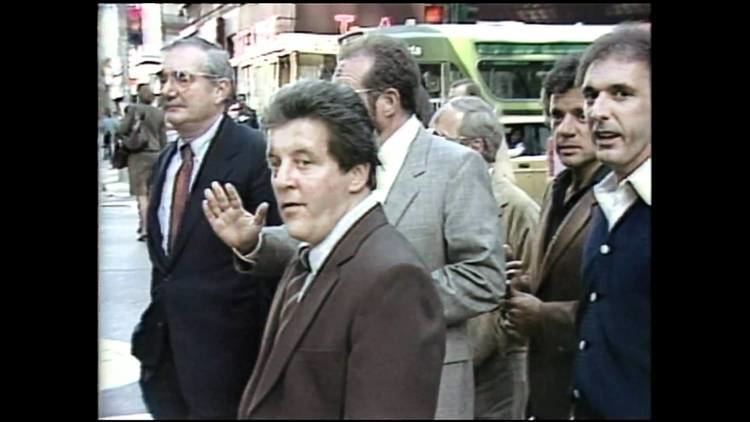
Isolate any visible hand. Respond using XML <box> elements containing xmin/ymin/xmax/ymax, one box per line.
<box><xmin>506</xmin><ymin>259</ymin><xmax>524</xmax><ymax>281</ymax></box>
<box><xmin>202</xmin><ymin>181</ymin><xmax>268</xmax><ymax>253</ymax></box>
<box><xmin>499</xmin><ymin>286</ymin><xmax>542</xmax><ymax>339</ymax></box>
<box><xmin>503</xmin><ymin>243</ymin><xmax>514</xmax><ymax>261</ymax></box>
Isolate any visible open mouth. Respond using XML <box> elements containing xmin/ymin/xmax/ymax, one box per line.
<box><xmin>594</xmin><ymin>130</ymin><xmax>621</xmax><ymax>141</ymax></box>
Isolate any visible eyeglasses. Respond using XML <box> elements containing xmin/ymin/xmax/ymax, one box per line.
<box><xmin>353</xmin><ymin>88</ymin><xmax>382</xmax><ymax>96</ymax></box>
<box><xmin>434</xmin><ymin>131</ymin><xmax>487</xmax><ymax>148</ymax></box>
<box><xmin>158</xmin><ymin>70</ymin><xmax>224</xmax><ymax>87</ymax></box>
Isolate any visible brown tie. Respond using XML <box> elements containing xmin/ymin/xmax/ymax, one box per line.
<box><xmin>169</xmin><ymin>143</ymin><xmax>194</xmax><ymax>253</ymax></box>
<box><xmin>273</xmin><ymin>247</ymin><xmax>311</xmax><ymax>345</ymax></box>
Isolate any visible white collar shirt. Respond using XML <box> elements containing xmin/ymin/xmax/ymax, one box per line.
<box><xmin>593</xmin><ymin>157</ymin><xmax>652</xmax><ymax>231</ymax></box>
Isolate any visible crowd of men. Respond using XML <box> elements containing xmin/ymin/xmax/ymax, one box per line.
<box><xmin>118</xmin><ymin>21</ymin><xmax>651</xmax><ymax>419</ymax></box>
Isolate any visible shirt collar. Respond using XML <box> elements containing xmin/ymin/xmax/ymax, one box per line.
<box><xmin>627</xmin><ymin>157</ymin><xmax>651</xmax><ymax>206</ymax></box>
<box><xmin>300</xmin><ymin>194</ymin><xmax>380</xmax><ymax>275</ymax></box>
<box><xmin>177</xmin><ymin>114</ymin><xmax>223</xmax><ymax>160</ymax></box>
<box><xmin>378</xmin><ymin>114</ymin><xmax>420</xmax><ymax>167</ymax></box>
<box><xmin>595</xmin><ymin>157</ymin><xmax>651</xmax><ymax>206</ymax></box>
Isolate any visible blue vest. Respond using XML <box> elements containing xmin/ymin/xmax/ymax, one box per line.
<box><xmin>573</xmin><ymin>199</ymin><xmax>651</xmax><ymax>418</ymax></box>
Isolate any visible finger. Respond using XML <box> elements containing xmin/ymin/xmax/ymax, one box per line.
<box><xmin>204</xmin><ymin>188</ymin><xmax>222</xmax><ymax>218</ymax></box>
<box><xmin>504</xmin><ymin>244</ymin><xmax>514</xmax><ymax>260</ymax></box>
<box><xmin>211</xmin><ymin>181</ymin><xmax>230</xmax><ymax>210</ymax></box>
<box><xmin>202</xmin><ymin>199</ymin><xmax>219</xmax><ymax>223</ymax></box>
<box><xmin>507</xmin><ymin>260</ymin><xmax>523</xmax><ymax>270</ymax></box>
<box><xmin>506</xmin><ymin>269</ymin><xmax>522</xmax><ymax>281</ymax></box>
<box><xmin>254</xmin><ymin>202</ymin><xmax>269</xmax><ymax>226</ymax></box>
<box><xmin>224</xmin><ymin>182</ymin><xmax>245</xmax><ymax>210</ymax></box>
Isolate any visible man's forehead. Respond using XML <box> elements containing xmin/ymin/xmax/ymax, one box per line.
<box><xmin>584</xmin><ymin>57</ymin><xmax>649</xmax><ymax>87</ymax></box>
<box><xmin>162</xmin><ymin>45</ymin><xmax>207</xmax><ymax>69</ymax></box>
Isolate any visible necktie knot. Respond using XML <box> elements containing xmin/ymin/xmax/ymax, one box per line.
<box><xmin>180</xmin><ymin>143</ymin><xmax>194</xmax><ymax>161</ymax></box>
<box><xmin>298</xmin><ymin>246</ymin><xmax>311</xmax><ymax>273</ymax></box>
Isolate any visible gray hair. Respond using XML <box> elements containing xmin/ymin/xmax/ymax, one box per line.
<box><xmin>432</xmin><ymin>96</ymin><xmax>516</xmax><ymax>182</ymax></box>
<box><xmin>161</xmin><ymin>36</ymin><xmax>235</xmax><ymax>102</ymax></box>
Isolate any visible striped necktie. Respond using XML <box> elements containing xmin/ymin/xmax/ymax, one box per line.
<box><xmin>274</xmin><ymin>246</ymin><xmax>311</xmax><ymax>345</ymax></box>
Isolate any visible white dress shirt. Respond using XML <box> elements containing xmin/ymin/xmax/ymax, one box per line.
<box><xmin>593</xmin><ymin>157</ymin><xmax>652</xmax><ymax>231</ymax></box>
<box><xmin>295</xmin><ymin>194</ymin><xmax>380</xmax><ymax>301</ymax></box>
<box><xmin>158</xmin><ymin>114</ymin><xmax>224</xmax><ymax>253</ymax></box>
<box><xmin>372</xmin><ymin>115</ymin><xmax>421</xmax><ymax>204</ymax></box>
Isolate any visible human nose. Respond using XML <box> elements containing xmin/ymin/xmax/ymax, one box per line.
<box><xmin>272</xmin><ymin>160</ymin><xmax>298</xmax><ymax>191</ymax></box>
<box><xmin>587</xmin><ymin>92</ymin><xmax>611</xmax><ymax>123</ymax></box>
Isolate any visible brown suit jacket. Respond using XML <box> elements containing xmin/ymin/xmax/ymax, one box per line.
<box><xmin>238</xmin><ymin>205</ymin><xmax>446</xmax><ymax>419</ymax></box>
<box><xmin>525</xmin><ymin>164</ymin><xmax>609</xmax><ymax>419</ymax></box>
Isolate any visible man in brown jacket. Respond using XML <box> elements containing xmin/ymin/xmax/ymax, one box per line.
<box><xmin>500</xmin><ymin>53</ymin><xmax>610</xmax><ymax>419</ymax></box>
<box><xmin>431</xmin><ymin>96</ymin><xmax>539</xmax><ymax>419</ymax></box>
<box><xmin>203</xmin><ymin>79</ymin><xmax>446</xmax><ymax>419</ymax></box>
<box><xmin>117</xmin><ymin>83</ymin><xmax>167</xmax><ymax>240</ymax></box>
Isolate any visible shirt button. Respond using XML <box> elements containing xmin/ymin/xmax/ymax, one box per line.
<box><xmin>590</xmin><ymin>292</ymin><xmax>598</xmax><ymax>302</ymax></box>
<box><xmin>600</xmin><ymin>244</ymin><xmax>611</xmax><ymax>254</ymax></box>
<box><xmin>572</xmin><ymin>388</ymin><xmax>581</xmax><ymax>399</ymax></box>
<box><xmin>579</xmin><ymin>340</ymin><xmax>587</xmax><ymax>351</ymax></box>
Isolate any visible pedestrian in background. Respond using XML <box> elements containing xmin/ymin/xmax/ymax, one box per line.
<box><xmin>117</xmin><ymin>83</ymin><xmax>167</xmax><ymax>241</ymax></box>
<box><xmin>431</xmin><ymin>95</ymin><xmax>538</xmax><ymax>419</ymax></box>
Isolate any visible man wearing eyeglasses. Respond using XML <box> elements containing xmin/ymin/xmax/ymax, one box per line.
<box><xmin>130</xmin><ymin>36</ymin><xmax>281</xmax><ymax>419</ymax></box>
<box><xmin>430</xmin><ymin>96</ymin><xmax>539</xmax><ymax>419</ymax></box>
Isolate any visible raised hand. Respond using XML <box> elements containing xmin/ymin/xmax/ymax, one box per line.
<box><xmin>202</xmin><ymin>181</ymin><xmax>268</xmax><ymax>253</ymax></box>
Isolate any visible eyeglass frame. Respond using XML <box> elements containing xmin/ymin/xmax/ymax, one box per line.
<box><xmin>158</xmin><ymin>69</ymin><xmax>227</xmax><ymax>87</ymax></box>
<box><xmin>434</xmin><ymin>130</ymin><xmax>489</xmax><ymax>149</ymax></box>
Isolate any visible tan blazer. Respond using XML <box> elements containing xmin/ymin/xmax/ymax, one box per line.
<box><xmin>467</xmin><ymin>175</ymin><xmax>539</xmax><ymax>418</ymax></box>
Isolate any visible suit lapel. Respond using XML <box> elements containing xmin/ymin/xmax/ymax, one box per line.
<box><xmin>147</xmin><ymin>142</ymin><xmax>178</xmax><ymax>269</ymax></box>
<box><xmin>168</xmin><ymin>117</ymin><xmax>238</xmax><ymax>262</ymax></box>
<box><xmin>537</xmin><ymin>191</ymin><xmax>597</xmax><ymax>286</ymax></box>
<box><xmin>247</xmin><ymin>206</ymin><xmax>387</xmax><ymax>414</ymax></box>
<box><xmin>383</xmin><ymin>128</ymin><xmax>429</xmax><ymax>226</ymax></box>
<box><xmin>528</xmin><ymin>184</ymin><xmax>554</xmax><ymax>294</ymax></box>
<box><xmin>239</xmin><ymin>263</ymin><xmax>290</xmax><ymax>416</ymax></box>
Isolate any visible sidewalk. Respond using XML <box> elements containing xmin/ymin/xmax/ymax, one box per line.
<box><xmin>99</xmin><ymin>158</ymin><xmax>152</xmax><ymax>419</ymax></box>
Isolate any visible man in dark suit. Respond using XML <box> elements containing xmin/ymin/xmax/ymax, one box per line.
<box><xmin>130</xmin><ymin>36</ymin><xmax>281</xmax><ymax>419</ymax></box>
<box><xmin>203</xmin><ymin>79</ymin><xmax>446</xmax><ymax>419</ymax></box>
<box><xmin>499</xmin><ymin>53</ymin><xmax>610</xmax><ymax>419</ymax></box>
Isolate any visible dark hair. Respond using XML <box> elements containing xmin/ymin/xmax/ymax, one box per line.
<box><xmin>576</xmin><ymin>23</ymin><xmax>651</xmax><ymax>87</ymax></box>
<box><xmin>450</xmin><ymin>79</ymin><xmax>482</xmax><ymax>97</ymax></box>
<box><xmin>541</xmin><ymin>53</ymin><xmax>581</xmax><ymax>117</ymax></box>
<box><xmin>414</xmin><ymin>84</ymin><xmax>435</xmax><ymax>128</ymax></box>
<box><xmin>262</xmin><ymin>79</ymin><xmax>380</xmax><ymax>190</ymax></box>
<box><xmin>339</xmin><ymin>35</ymin><xmax>420</xmax><ymax>115</ymax></box>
